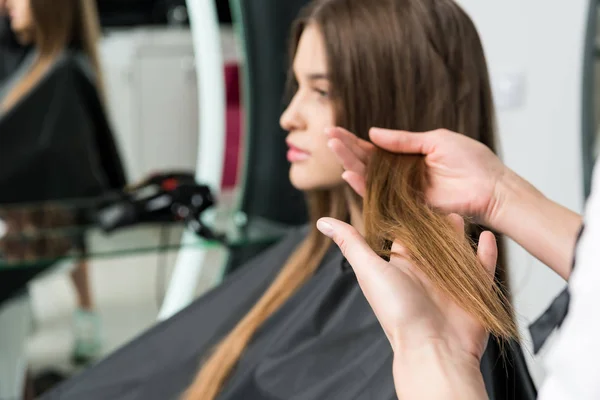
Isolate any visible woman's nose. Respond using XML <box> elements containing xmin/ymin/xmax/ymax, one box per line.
<box><xmin>280</xmin><ymin>96</ymin><xmax>305</xmax><ymax>132</ymax></box>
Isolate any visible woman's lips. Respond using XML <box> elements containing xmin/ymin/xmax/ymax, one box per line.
<box><xmin>287</xmin><ymin>144</ymin><xmax>310</xmax><ymax>162</ymax></box>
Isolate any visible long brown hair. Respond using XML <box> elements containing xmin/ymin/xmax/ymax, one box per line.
<box><xmin>351</xmin><ymin>0</ymin><xmax>517</xmax><ymax>339</ymax></box>
<box><xmin>1</xmin><ymin>0</ymin><xmax>104</xmax><ymax>110</ymax></box>
<box><xmin>185</xmin><ymin>0</ymin><xmax>516</xmax><ymax>398</ymax></box>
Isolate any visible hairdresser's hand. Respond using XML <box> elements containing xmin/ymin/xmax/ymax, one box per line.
<box><xmin>0</xmin><ymin>0</ymin><xmax>6</xmax><ymax>15</ymax></box>
<box><xmin>327</xmin><ymin>127</ymin><xmax>582</xmax><ymax>280</ymax></box>
<box><xmin>317</xmin><ymin>214</ymin><xmax>495</xmax><ymax>358</ymax></box>
<box><xmin>327</xmin><ymin>127</ymin><xmax>507</xmax><ymax>226</ymax></box>
<box><xmin>317</xmin><ymin>215</ymin><xmax>492</xmax><ymax>399</ymax></box>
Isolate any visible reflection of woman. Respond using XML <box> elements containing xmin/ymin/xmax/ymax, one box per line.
<box><xmin>0</xmin><ymin>0</ymin><xmax>29</xmax><ymax>84</ymax></box>
<box><xmin>1</xmin><ymin>0</ymin><xmax>106</xmax><ymax>364</ymax></box>
<box><xmin>42</xmin><ymin>0</ymin><xmax>533</xmax><ymax>399</ymax></box>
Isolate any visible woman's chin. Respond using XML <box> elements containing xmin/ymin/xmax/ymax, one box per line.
<box><xmin>290</xmin><ymin>168</ymin><xmax>318</xmax><ymax>191</ymax></box>
<box><xmin>289</xmin><ymin>169</ymin><xmax>342</xmax><ymax>192</ymax></box>
<box><xmin>290</xmin><ymin>177</ymin><xmax>314</xmax><ymax>192</ymax></box>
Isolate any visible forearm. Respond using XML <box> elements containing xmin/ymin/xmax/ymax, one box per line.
<box><xmin>393</xmin><ymin>342</ymin><xmax>488</xmax><ymax>400</ymax></box>
<box><xmin>491</xmin><ymin>168</ymin><xmax>582</xmax><ymax>280</ymax></box>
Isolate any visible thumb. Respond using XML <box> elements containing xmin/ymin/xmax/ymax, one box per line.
<box><xmin>477</xmin><ymin>231</ymin><xmax>498</xmax><ymax>281</ymax></box>
<box><xmin>342</xmin><ymin>171</ymin><xmax>367</xmax><ymax>198</ymax></box>
<box><xmin>316</xmin><ymin>217</ymin><xmax>382</xmax><ymax>279</ymax></box>
<box><xmin>369</xmin><ymin>128</ymin><xmax>436</xmax><ymax>155</ymax></box>
<box><xmin>318</xmin><ymin>217</ymin><xmax>406</xmax><ymax>348</ymax></box>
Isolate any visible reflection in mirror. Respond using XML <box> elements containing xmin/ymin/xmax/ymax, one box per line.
<box><xmin>587</xmin><ymin>0</ymin><xmax>600</xmax><ymax>196</ymax></box>
<box><xmin>594</xmin><ymin>4</ymin><xmax>600</xmax><ymax>164</ymax></box>
<box><xmin>0</xmin><ymin>0</ymin><xmax>251</xmax><ymax>398</ymax></box>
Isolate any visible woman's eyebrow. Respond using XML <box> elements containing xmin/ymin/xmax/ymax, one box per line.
<box><xmin>306</xmin><ymin>73</ymin><xmax>329</xmax><ymax>81</ymax></box>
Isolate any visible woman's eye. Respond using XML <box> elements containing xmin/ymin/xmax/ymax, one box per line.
<box><xmin>313</xmin><ymin>88</ymin><xmax>329</xmax><ymax>98</ymax></box>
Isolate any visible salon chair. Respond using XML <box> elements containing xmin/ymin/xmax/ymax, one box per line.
<box><xmin>222</xmin><ymin>0</ymin><xmax>311</xmax><ymax>275</ymax></box>
<box><xmin>0</xmin><ymin>50</ymin><xmax>126</xmax><ymax>400</ymax></box>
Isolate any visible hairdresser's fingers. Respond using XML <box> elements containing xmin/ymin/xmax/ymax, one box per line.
<box><xmin>390</xmin><ymin>240</ymin><xmax>410</xmax><ymax>259</ymax></box>
<box><xmin>317</xmin><ymin>218</ymin><xmax>381</xmax><ymax>276</ymax></box>
<box><xmin>326</xmin><ymin>127</ymin><xmax>375</xmax><ymax>162</ymax></box>
<box><xmin>389</xmin><ymin>240</ymin><xmax>419</xmax><ymax>276</ymax></box>
<box><xmin>370</xmin><ymin>128</ymin><xmax>440</xmax><ymax>156</ymax></box>
<box><xmin>389</xmin><ymin>239</ymin><xmax>433</xmax><ymax>293</ymax></box>
<box><xmin>317</xmin><ymin>217</ymin><xmax>414</xmax><ymax>286</ymax></box>
<box><xmin>477</xmin><ymin>231</ymin><xmax>498</xmax><ymax>281</ymax></box>
<box><xmin>317</xmin><ymin>217</ymin><xmax>422</xmax><ymax>350</ymax></box>
<box><xmin>447</xmin><ymin>213</ymin><xmax>466</xmax><ymax>238</ymax></box>
<box><xmin>328</xmin><ymin>138</ymin><xmax>367</xmax><ymax>176</ymax></box>
<box><xmin>342</xmin><ymin>171</ymin><xmax>367</xmax><ymax>198</ymax></box>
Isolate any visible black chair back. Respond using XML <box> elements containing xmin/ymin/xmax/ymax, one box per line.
<box><xmin>225</xmin><ymin>0</ymin><xmax>312</xmax><ymax>271</ymax></box>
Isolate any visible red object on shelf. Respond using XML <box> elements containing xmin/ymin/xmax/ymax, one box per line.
<box><xmin>161</xmin><ymin>178</ymin><xmax>179</xmax><ymax>192</ymax></box>
<box><xmin>221</xmin><ymin>63</ymin><xmax>243</xmax><ymax>189</ymax></box>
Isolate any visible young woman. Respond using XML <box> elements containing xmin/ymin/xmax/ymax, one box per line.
<box><xmin>1</xmin><ymin>0</ymin><xmax>109</xmax><ymax>364</ymax></box>
<box><xmin>187</xmin><ymin>0</ymin><xmax>530</xmax><ymax>397</ymax></box>
<box><xmin>42</xmin><ymin>0</ymin><xmax>535</xmax><ymax>399</ymax></box>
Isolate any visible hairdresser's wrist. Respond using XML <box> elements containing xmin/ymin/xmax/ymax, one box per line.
<box><xmin>486</xmin><ymin>167</ymin><xmax>540</xmax><ymax>231</ymax></box>
<box><xmin>392</xmin><ymin>340</ymin><xmax>487</xmax><ymax>400</ymax></box>
<box><xmin>489</xmin><ymin>167</ymin><xmax>581</xmax><ymax>279</ymax></box>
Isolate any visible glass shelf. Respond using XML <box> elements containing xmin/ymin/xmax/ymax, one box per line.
<box><xmin>0</xmin><ymin>197</ymin><xmax>290</xmax><ymax>270</ymax></box>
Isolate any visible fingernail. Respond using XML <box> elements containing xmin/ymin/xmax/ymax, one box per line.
<box><xmin>341</xmin><ymin>171</ymin><xmax>351</xmax><ymax>180</ymax></box>
<box><xmin>317</xmin><ymin>219</ymin><xmax>334</xmax><ymax>238</ymax></box>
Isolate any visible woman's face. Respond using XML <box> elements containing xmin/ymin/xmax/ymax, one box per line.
<box><xmin>6</xmin><ymin>0</ymin><xmax>34</xmax><ymax>41</ymax></box>
<box><xmin>280</xmin><ymin>25</ymin><xmax>345</xmax><ymax>191</ymax></box>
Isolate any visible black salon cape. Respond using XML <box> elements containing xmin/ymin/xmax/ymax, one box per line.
<box><xmin>43</xmin><ymin>227</ymin><xmax>536</xmax><ymax>400</ymax></box>
<box><xmin>0</xmin><ymin>16</ymin><xmax>29</xmax><ymax>84</ymax></box>
<box><xmin>0</xmin><ymin>51</ymin><xmax>127</xmax><ymax>305</ymax></box>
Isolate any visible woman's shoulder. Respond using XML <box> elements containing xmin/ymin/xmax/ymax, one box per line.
<box><xmin>254</xmin><ymin>224</ymin><xmax>311</xmax><ymax>260</ymax></box>
<box><xmin>53</xmin><ymin>50</ymin><xmax>93</xmax><ymax>75</ymax></box>
<box><xmin>42</xmin><ymin>50</ymin><xmax>101</xmax><ymax>102</ymax></box>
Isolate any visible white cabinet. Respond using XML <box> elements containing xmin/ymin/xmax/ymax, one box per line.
<box><xmin>135</xmin><ymin>52</ymin><xmax>199</xmax><ymax>176</ymax></box>
<box><xmin>99</xmin><ymin>27</ymin><xmax>239</xmax><ymax>183</ymax></box>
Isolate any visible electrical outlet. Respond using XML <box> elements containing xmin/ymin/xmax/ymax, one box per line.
<box><xmin>492</xmin><ymin>71</ymin><xmax>526</xmax><ymax>111</ymax></box>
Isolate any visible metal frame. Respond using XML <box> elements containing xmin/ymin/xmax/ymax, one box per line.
<box><xmin>583</xmin><ymin>0</ymin><xmax>597</xmax><ymax>199</ymax></box>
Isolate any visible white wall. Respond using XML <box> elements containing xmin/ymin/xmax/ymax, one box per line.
<box><xmin>456</xmin><ymin>0</ymin><xmax>590</xmax><ymax>385</ymax></box>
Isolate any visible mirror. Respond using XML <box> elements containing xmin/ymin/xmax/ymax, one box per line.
<box><xmin>0</xmin><ymin>1</ymin><xmax>270</xmax><ymax>396</ymax></box>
